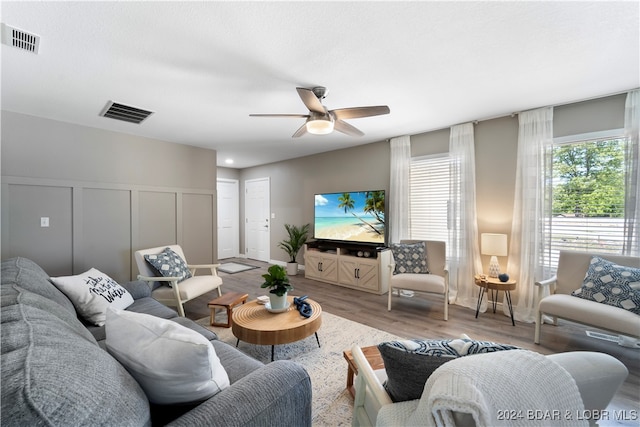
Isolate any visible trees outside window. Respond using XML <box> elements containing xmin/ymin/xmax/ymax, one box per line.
<box><xmin>545</xmin><ymin>135</ymin><xmax>627</xmax><ymax>267</ymax></box>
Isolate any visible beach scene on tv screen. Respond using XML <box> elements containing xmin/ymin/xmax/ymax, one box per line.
<box><xmin>314</xmin><ymin>191</ymin><xmax>385</xmax><ymax>244</ymax></box>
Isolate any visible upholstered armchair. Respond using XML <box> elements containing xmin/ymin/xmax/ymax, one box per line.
<box><xmin>534</xmin><ymin>250</ymin><xmax>640</xmax><ymax>345</ymax></box>
<box><xmin>134</xmin><ymin>245</ymin><xmax>222</xmax><ymax>317</ymax></box>
<box><xmin>351</xmin><ymin>343</ymin><xmax>628</xmax><ymax>427</ymax></box>
<box><xmin>387</xmin><ymin>240</ymin><xmax>448</xmax><ymax>320</ymax></box>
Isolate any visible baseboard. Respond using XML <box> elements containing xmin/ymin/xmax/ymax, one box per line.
<box><xmin>268</xmin><ymin>259</ymin><xmax>306</xmax><ymax>271</ymax></box>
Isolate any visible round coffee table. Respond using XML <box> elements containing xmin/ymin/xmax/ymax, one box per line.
<box><xmin>231</xmin><ymin>296</ymin><xmax>322</xmax><ymax>360</ymax></box>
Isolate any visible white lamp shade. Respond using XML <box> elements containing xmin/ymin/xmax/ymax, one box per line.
<box><xmin>481</xmin><ymin>233</ymin><xmax>507</xmax><ymax>277</ymax></box>
<box><xmin>481</xmin><ymin>233</ymin><xmax>508</xmax><ymax>256</ymax></box>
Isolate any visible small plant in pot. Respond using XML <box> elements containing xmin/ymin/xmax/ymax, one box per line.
<box><xmin>261</xmin><ymin>264</ymin><xmax>294</xmax><ymax>310</ymax></box>
<box><xmin>278</xmin><ymin>223</ymin><xmax>310</xmax><ymax>276</ymax></box>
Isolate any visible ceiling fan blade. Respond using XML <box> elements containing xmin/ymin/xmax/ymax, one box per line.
<box><xmin>296</xmin><ymin>87</ymin><xmax>325</xmax><ymax>114</ymax></box>
<box><xmin>249</xmin><ymin>114</ymin><xmax>309</xmax><ymax>118</ymax></box>
<box><xmin>334</xmin><ymin>119</ymin><xmax>364</xmax><ymax>137</ymax></box>
<box><xmin>292</xmin><ymin>123</ymin><xmax>308</xmax><ymax>138</ymax></box>
<box><xmin>332</xmin><ymin>106</ymin><xmax>390</xmax><ymax>120</ymax></box>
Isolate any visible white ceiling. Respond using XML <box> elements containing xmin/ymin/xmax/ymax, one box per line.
<box><xmin>2</xmin><ymin>1</ymin><xmax>638</xmax><ymax>169</ymax></box>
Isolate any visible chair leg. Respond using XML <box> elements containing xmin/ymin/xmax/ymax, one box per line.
<box><xmin>387</xmin><ymin>288</ymin><xmax>393</xmax><ymax>311</ymax></box>
<box><xmin>177</xmin><ymin>302</ymin><xmax>186</xmax><ymax>317</ymax></box>
<box><xmin>443</xmin><ymin>293</ymin><xmax>448</xmax><ymax>321</ymax></box>
<box><xmin>534</xmin><ymin>310</ymin><xmax>542</xmax><ymax>344</ymax></box>
<box><xmin>217</xmin><ymin>286</ymin><xmax>222</xmax><ymax>297</ymax></box>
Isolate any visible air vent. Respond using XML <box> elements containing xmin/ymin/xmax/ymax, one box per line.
<box><xmin>1</xmin><ymin>23</ymin><xmax>40</xmax><ymax>54</ymax></box>
<box><xmin>99</xmin><ymin>101</ymin><xmax>154</xmax><ymax>124</ymax></box>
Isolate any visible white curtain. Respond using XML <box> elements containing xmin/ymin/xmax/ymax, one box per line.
<box><xmin>623</xmin><ymin>89</ymin><xmax>640</xmax><ymax>256</ymax></box>
<box><xmin>448</xmin><ymin>123</ymin><xmax>483</xmax><ymax>308</ymax></box>
<box><xmin>507</xmin><ymin>107</ymin><xmax>554</xmax><ymax>323</ymax></box>
<box><xmin>389</xmin><ymin>136</ymin><xmax>411</xmax><ymax>243</ymax></box>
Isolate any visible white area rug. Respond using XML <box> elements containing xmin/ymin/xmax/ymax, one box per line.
<box><xmin>197</xmin><ymin>311</ymin><xmax>402</xmax><ymax>426</ymax></box>
<box><xmin>216</xmin><ymin>262</ymin><xmax>260</xmax><ymax>274</ymax></box>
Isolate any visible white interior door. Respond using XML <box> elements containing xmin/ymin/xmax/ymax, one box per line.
<box><xmin>245</xmin><ymin>177</ymin><xmax>270</xmax><ymax>262</ymax></box>
<box><xmin>217</xmin><ymin>179</ymin><xmax>239</xmax><ymax>260</ymax></box>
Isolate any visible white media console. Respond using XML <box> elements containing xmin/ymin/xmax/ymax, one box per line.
<box><xmin>303</xmin><ymin>242</ymin><xmax>391</xmax><ymax>295</ymax></box>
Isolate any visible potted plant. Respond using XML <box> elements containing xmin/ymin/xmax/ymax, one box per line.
<box><xmin>278</xmin><ymin>223</ymin><xmax>310</xmax><ymax>275</ymax></box>
<box><xmin>261</xmin><ymin>264</ymin><xmax>294</xmax><ymax>309</ymax></box>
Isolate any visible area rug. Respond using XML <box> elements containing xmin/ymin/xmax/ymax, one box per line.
<box><xmin>196</xmin><ymin>311</ymin><xmax>402</xmax><ymax>426</ymax></box>
<box><xmin>217</xmin><ymin>262</ymin><xmax>260</xmax><ymax>274</ymax></box>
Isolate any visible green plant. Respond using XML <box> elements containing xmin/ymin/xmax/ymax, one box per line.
<box><xmin>278</xmin><ymin>223</ymin><xmax>310</xmax><ymax>263</ymax></box>
<box><xmin>261</xmin><ymin>264</ymin><xmax>294</xmax><ymax>296</ymax></box>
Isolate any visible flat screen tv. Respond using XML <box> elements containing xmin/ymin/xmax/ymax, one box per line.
<box><xmin>314</xmin><ymin>190</ymin><xmax>386</xmax><ymax>246</ymax></box>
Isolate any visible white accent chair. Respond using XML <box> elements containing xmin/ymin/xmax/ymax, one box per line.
<box><xmin>388</xmin><ymin>240</ymin><xmax>449</xmax><ymax>320</ymax></box>
<box><xmin>534</xmin><ymin>250</ymin><xmax>640</xmax><ymax>345</ymax></box>
<box><xmin>351</xmin><ymin>343</ymin><xmax>628</xmax><ymax>427</ymax></box>
<box><xmin>134</xmin><ymin>245</ymin><xmax>222</xmax><ymax>317</ymax></box>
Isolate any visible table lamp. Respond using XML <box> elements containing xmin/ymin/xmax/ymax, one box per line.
<box><xmin>481</xmin><ymin>233</ymin><xmax>507</xmax><ymax>277</ymax></box>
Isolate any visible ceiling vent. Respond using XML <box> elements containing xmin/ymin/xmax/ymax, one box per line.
<box><xmin>1</xmin><ymin>23</ymin><xmax>40</xmax><ymax>54</ymax></box>
<box><xmin>99</xmin><ymin>101</ymin><xmax>154</xmax><ymax>124</ymax></box>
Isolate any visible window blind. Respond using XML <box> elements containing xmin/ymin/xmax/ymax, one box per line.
<box><xmin>409</xmin><ymin>154</ymin><xmax>450</xmax><ymax>243</ymax></box>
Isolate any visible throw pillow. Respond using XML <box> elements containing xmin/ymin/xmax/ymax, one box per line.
<box><xmin>378</xmin><ymin>338</ymin><xmax>519</xmax><ymax>402</ymax></box>
<box><xmin>571</xmin><ymin>256</ymin><xmax>640</xmax><ymax>315</ymax></box>
<box><xmin>144</xmin><ymin>247</ymin><xmax>192</xmax><ymax>286</ymax></box>
<box><xmin>50</xmin><ymin>268</ymin><xmax>134</xmax><ymax>326</ymax></box>
<box><xmin>105</xmin><ymin>308</ymin><xmax>230</xmax><ymax>404</ymax></box>
<box><xmin>390</xmin><ymin>242</ymin><xmax>429</xmax><ymax>275</ymax></box>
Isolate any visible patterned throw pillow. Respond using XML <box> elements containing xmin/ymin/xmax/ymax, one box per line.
<box><xmin>144</xmin><ymin>247</ymin><xmax>192</xmax><ymax>286</ymax></box>
<box><xmin>571</xmin><ymin>256</ymin><xmax>640</xmax><ymax>314</ymax></box>
<box><xmin>378</xmin><ymin>338</ymin><xmax>519</xmax><ymax>402</ymax></box>
<box><xmin>390</xmin><ymin>242</ymin><xmax>429</xmax><ymax>275</ymax></box>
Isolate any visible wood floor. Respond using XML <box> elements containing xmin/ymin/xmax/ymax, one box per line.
<box><xmin>184</xmin><ymin>258</ymin><xmax>639</xmax><ymax>423</ymax></box>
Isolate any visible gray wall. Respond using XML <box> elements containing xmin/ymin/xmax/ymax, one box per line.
<box><xmin>2</xmin><ymin>93</ymin><xmax>628</xmax><ymax>279</ymax></box>
<box><xmin>1</xmin><ymin>111</ymin><xmax>218</xmax><ymax>282</ymax></box>
<box><xmin>239</xmin><ymin>142</ymin><xmax>390</xmax><ymax>263</ymax></box>
<box><xmin>237</xmin><ymin>93</ymin><xmax>628</xmax><ymax>271</ymax></box>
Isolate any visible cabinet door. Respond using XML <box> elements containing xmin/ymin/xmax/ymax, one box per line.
<box><xmin>305</xmin><ymin>252</ymin><xmax>337</xmax><ymax>281</ymax></box>
<box><xmin>338</xmin><ymin>258</ymin><xmax>378</xmax><ymax>290</ymax></box>
<box><xmin>320</xmin><ymin>256</ymin><xmax>338</xmax><ymax>282</ymax></box>
<box><xmin>356</xmin><ymin>261</ymin><xmax>378</xmax><ymax>291</ymax></box>
<box><xmin>305</xmin><ymin>253</ymin><xmax>324</xmax><ymax>279</ymax></box>
<box><xmin>338</xmin><ymin>259</ymin><xmax>359</xmax><ymax>286</ymax></box>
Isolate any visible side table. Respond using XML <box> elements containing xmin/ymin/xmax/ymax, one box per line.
<box><xmin>474</xmin><ymin>275</ymin><xmax>516</xmax><ymax>326</ymax></box>
<box><xmin>343</xmin><ymin>345</ymin><xmax>385</xmax><ymax>398</ymax></box>
<box><xmin>208</xmin><ymin>292</ymin><xmax>249</xmax><ymax>327</ymax></box>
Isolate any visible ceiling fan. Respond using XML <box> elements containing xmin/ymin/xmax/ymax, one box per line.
<box><xmin>249</xmin><ymin>87</ymin><xmax>390</xmax><ymax>137</ymax></box>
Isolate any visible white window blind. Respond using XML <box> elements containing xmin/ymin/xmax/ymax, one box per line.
<box><xmin>543</xmin><ymin>132</ymin><xmax>627</xmax><ymax>269</ymax></box>
<box><xmin>409</xmin><ymin>154</ymin><xmax>450</xmax><ymax>243</ymax></box>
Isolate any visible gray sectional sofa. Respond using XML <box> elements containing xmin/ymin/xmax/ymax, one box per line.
<box><xmin>1</xmin><ymin>257</ymin><xmax>312</xmax><ymax>426</ymax></box>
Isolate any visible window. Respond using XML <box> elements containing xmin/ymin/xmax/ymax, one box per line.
<box><xmin>409</xmin><ymin>154</ymin><xmax>450</xmax><ymax>243</ymax></box>
<box><xmin>543</xmin><ymin>129</ymin><xmax>627</xmax><ymax>268</ymax></box>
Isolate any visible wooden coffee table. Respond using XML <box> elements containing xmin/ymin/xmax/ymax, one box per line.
<box><xmin>231</xmin><ymin>296</ymin><xmax>322</xmax><ymax>361</ymax></box>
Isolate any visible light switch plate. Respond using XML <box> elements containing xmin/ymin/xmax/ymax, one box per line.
<box><xmin>40</xmin><ymin>217</ymin><xmax>49</xmax><ymax>227</ymax></box>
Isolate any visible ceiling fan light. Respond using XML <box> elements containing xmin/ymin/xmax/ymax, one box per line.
<box><xmin>306</xmin><ymin>119</ymin><xmax>334</xmax><ymax>135</ymax></box>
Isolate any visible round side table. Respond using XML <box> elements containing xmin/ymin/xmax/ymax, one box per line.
<box><xmin>474</xmin><ymin>275</ymin><xmax>517</xmax><ymax>326</ymax></box>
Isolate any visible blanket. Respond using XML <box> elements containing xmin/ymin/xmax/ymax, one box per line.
<box><xmin>409</xmin><ymin>349</ymin><xmax>588</xmax><ymax>427</ymax></box>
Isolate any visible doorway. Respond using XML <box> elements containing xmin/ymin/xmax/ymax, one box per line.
<box><xmin>244</xmin><ymin>177</ymin><xmax>270</xmax><ymax>262</ymax></box>
<box><xmin>217</xmin><ymin>179</ymin><xmax>239</xmax><ymax>260</ymax></box>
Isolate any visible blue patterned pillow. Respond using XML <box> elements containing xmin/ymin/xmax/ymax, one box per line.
<box><xmin>378</xmin><ymin>338</ymin><xmax>519</xmax><ymax>402</ymax></box>
<box><xmin>144</xmin><ymin>247</ymin><xmax>192</xmax><ymax>286</ymax></box>
<box><xmin>571</xmin><ymin>256</ymin><xmax>640</xmax><ymax>315</ymax></box>
<box><xmin>390</xmin><ymin>242</ymin><xmax>429</xmax><ymax>275</ymax></box>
